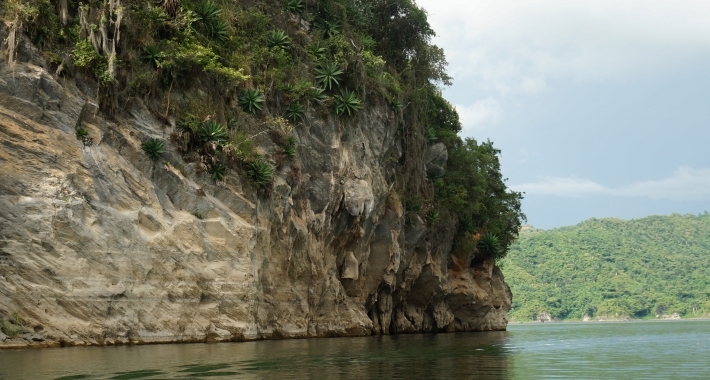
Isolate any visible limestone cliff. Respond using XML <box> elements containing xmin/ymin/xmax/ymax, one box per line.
<box><xmin>0</xmin><ymin>25</ymin><xmax>510</xmax><ymax>348</ymax></box>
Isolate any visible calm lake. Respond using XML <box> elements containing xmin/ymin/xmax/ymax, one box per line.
<box><xmin>1</xmin><ymin>320</ymin><xmax>709</xmax><ymax>379</ymax></box>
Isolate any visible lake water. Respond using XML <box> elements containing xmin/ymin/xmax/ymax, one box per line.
<box><xmin>1</xmin><ymin>320</ymin><xmax>709</xmax><ymax>379</ymax></box>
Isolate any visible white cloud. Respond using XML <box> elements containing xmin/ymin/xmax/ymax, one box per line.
<box><xmin>511</xmin><ymin>167</ymin><xmax>710</xmax><ymax>201</ymax></box>
<box><xmin>418</xmin><ymin>0</ymin><xmax>710</xmax><ymax>94</ymax></box>
<box><xmin>455</xmin><ymin>98</ymin><xmax>503</xmax><ymax>131</ymax></box>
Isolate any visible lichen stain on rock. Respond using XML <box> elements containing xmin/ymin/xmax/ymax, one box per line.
<box><xmin>0</xmin><ymin>30</ymin><xmax>511</xmax><ymax>349</ymax></box>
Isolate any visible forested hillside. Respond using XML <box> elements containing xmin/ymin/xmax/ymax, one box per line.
<box><xmin>503</xmin><ymin>213</ymin><xmax>710</xmax><ymax>321</ymax></box>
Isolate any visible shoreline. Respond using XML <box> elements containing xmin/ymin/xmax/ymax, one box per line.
<box><xmin>509</xmin><ymin>316</ymin><xmax>710</xmax><ymax>324</ymax></box>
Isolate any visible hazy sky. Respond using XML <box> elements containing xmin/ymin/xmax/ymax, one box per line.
<box><xmin>417</xmin><ymin>0</ymin><xmax>710</xmax><ymax>229</ymax></box>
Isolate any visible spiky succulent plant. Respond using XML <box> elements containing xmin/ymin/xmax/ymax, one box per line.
<box><xmin>209</xmin><ymin>163</ymin><xmax>227</xmax><ymax>182</ymax></box>
<box><xmin>285</xmin><ymin>102</ymin><xmax>305</xmax><ymax>123</ymax></box>
<box><xmin>75</xmin><ymin>127</ymin><xmax>89</xmax><ymax>140</ymax></box>
<box><xmin>141</xmin><ymin>138</ymin><xmax>166</xmax><ymax>160</ymax></box>
<box><xmin>284</xmin><ymin>0</ymin><xmax>303</xmax><ymax>14</ymax></box>
<box><xmin>197</xmin><ymin>121</ymin><xmax>227</xmax><ymax>143</ymax></box>
<box><xmin>478</xmin><ymin>232</ymin><xmax>503</xmax><ymax>259</ymax></box>
<box><xmin>283</xmin><ymin>136</ymin><xmax>297</xmax><ymax>160</ymax></box>
<box><xmin>333</xmin><ymin>89</ymin><xmax>362</xmax><ymax>116</ymax></box>
<box><xmin>267</xmin><ymin>29</ymin><xmax>290</xmax><ymax>50</ymax></box>
<box><xmin>247</xmin><ymin>158</ymin><xmax>273</xmax><ymax>186</ymax></box>
<box><xmin>140</xmin><ymin>45</ymin><xmax>162</xmax><ymax>69</ymax></box>
<box><xmin>314</xmin><ymin>62</ymin><xmax>343</xmax><ymax>91</ymax></box>
<box><xmin>239</xmin><ymin>88</ymin><xmax>265</xmax><ymax>114</ymax></box>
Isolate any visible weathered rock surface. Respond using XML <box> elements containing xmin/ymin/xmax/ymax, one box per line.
<box><xmin>0</xmin><ymin>28</ymin><xmax>510</xmax><ymax>348</ymax></box>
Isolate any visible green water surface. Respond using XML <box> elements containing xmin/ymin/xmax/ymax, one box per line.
<box><xmin>1</xmin><ymin>320</ymin><xmax>708</xmax><ymax>379</ymax></box>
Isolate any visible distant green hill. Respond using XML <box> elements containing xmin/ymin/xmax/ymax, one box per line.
<box><xmin>502</xmin><ymin>213</ymin><xmax>710</xmax><ymax>321</ymax></box>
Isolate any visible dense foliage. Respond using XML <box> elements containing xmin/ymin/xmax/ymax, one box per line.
<box><xmin>503</xmin><ymin>214</ymin><xmax>710</xmax><ymax>321</ymax></box>
<box><xmin>2</xmin><ymin>0</ymin><xmax>524</xmax><ymax>257</ymax></box>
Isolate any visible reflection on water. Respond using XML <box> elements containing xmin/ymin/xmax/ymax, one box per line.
<box><xmin>3</xmin><ymin>320</ymin><xmax>710</xmax><ymax>379</ymax></box>
<box><xmin>0</xmin><ymin>332</ymin><xmax>511</xmax><ymax>380</ymax></box>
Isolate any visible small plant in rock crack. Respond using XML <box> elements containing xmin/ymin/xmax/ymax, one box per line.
<box><xmin>140</xmin><ymin>45</ymin><xmax>162</xmax><ymax>69</ymax></box>
<box><xmin>284</xmin><ymin>102</ymin><xmax>305</xmax><ymax>123</ymax></box>
<box><xmin>247</xmin><ymin>158</ymin><xmax>273</xmax><ymax>186</ymax></box>
<box><xmin>239</xmin><ymin>88</ymin><xmax>265</xmax><ymax>114</ymax></box>
<box><xmin>75</xmin><ymin>127</ymin><xmax>89</xmax><ymax>140</ymax></box>
<box><xmin>197</xmin><ymin>121</ymin><xmax>227</xmax><ymax>144</ymax></box>
<box><xmin>314</xmin><ymin>62</ymin><xmax>343</xmax><ymax>91</ymax></box>
<box><xmin>267</xmin><ymin>29</ymin><xmax>291</xmax><ymax>50</ymax></box>
<box><xmin>477</xmin><ymin>232</ymin><xmax>503</xmax><ymax>260</ymax></box>
<box><xmin>334</xmin><ymin>89</ymin><xmax>362</xmax><ymax>116</ymax></box>
<box><xmin>425</xmin><ymin>210</ymin><xmax>441</xmax><ymax>227</ymax></box>
<box><xmin>284</xmin><ymin>0</ymin><xmax>303</xmax><ymax>14</ymax></box>
<box><xmin>141</xmin><ymin>138</ymin><xmax>166</xmax><ymax>160</ymax></box>
<box><xmin>209</xmin><ymin>162</ymin><xmax>227</xmax><ymax>182</ymax></box>
<box><xmin>283</xmin><ymin>136</ymin><xmax>297</xmax><ymax>160</ymax></box>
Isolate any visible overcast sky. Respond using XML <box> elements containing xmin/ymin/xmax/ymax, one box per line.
<box><xmin>417</xmin><ymin>0</ymin><xmax>710</xmax><ymax>229</ymax></box>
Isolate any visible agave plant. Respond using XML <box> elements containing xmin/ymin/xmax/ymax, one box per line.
<box><xmin>284</xmin><ymin>0</ymin><xmax>303</xmax><ymax>14</ymax></box>
<box><xmin>284</xmin><ymin>103</ymin><xmax>304</xmax><ymax>123</ymax></box>
<box><xmin>283</xmin><ymin>136</ymin><xmax>297</xmax><ymax>160</ymax></box>
<box><xmin>307</xmin><ymin>42</ymin><xmax>327</xmax><ymax>60</ymax></box>
<box><xmin>209</xmin><ymin>162</ymin><xmax>227</xmax><ymax>182</ymax></box>
<box><xmin>248</xmin><ymin>158</ymin><xmax>273</xmax><ymax>186</ymax></box>
<box><xmin>317</xmin><ymin>19</ymin><xmax>340</xmax><ymax>39</ymax></box>
<box><xmin>478</xmin><ymin>232</ymin><xmax>502</xmax><ymax>259</ymax></box>
<box><xmin>208</xmin><ymin>19</ymin><xmax>229</xmax><ymax>42</ymax></box>
<box><xmin>267</xmin><ymin>29</ymin><xmax>290</xmax><ymax>50</ymax></box>
<box><xmin>239</xmin><ymin>88</ymin><xmax>265</xmax><ymax>113</ymax></box>
<box><xmin>314</xmin><ymin>62</ymin><xmax>343</xmax><ymax>90</ymax></box>
<box><xmin>141</xmin><ymin>138</ymin><xmax>166</xmax><ymax>160</ymax></box>
<box><xmin>334</xmin><ymin>89</ymin><xmax>362</xmax><ymax>116</ymax></box>
<box><xmin>425</xmin><ymin>210</ymin><xmax>441</xmax><ymax>227</ymax></box>
<box><xmin>308</xmin><ymin>86</ymin><xmax>328</xmax><ymax>103</ymax></box>
<box><xmin>197</xmin><ymin>121</ymin><xmax>227</xmax><ymax>143</ymax></box>
<box><xmin>194</xmin><ymin>0</ymin><xmax>228</xmax><ymax>42</ymax></box>
<box><xmin>75</xmin><ymin>127</ymin><xmax>89</xmax><ymax>140</ymax></box>
<box><xmin>194</xmin><ymin>0</ymin><xmax>221</xmax><ymax>23</ymax></box>
<box><xmin>140</xmin><ymin>45</ymin><xmax>162</xmax><ymax>69</ymax></box>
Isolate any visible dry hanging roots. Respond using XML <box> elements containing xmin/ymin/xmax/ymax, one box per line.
<box><xmin>163</xmin><ymin>0</ymin><xmax>180</xmax><ymax>18</ymax></box>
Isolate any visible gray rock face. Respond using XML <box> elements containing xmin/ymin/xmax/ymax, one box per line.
<box><xmin>425</xmin><ymin>143</ymin><xmax>448</xmax><ymax>179</ymax></box>
<box><xmin>0</xmin><ymin>30</ymin><xmax>510</xmax><ymax>348</ymax></box>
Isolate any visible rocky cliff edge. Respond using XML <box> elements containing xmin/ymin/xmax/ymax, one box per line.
<box><xmin>0</xmin><ymin>26</ymin><xmax>510</xmax><ymax>349</ymax></box>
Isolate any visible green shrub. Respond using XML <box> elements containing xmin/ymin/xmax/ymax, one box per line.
<box><xmin>425</xmin><ymin>210</ymin><xmax>441</xmax><ymax>226</ymax></box>
<box><xmin>75</xmin><ymin>127</ymin><xmax>89</xmax><ymax>140</ymax></box>
<box><xmin>141</xmin><ymin>45</ymin><xmax>162</xmax><ymax>69</ymax></box>
<box><xmin>177</xmin><ymin>113</ymin><xmax>201</xmax><ymax>133</ymax></box>
<box><xmin>314</xmin><ymin>62</ymin><xmax>343</xmax><ymax>90</ymax></box>
<box><xmin>307</xmin><ymin>42</ymin><xmax>327</xmax><ymax>61</ymax></box>
<box><xmin>283</xmin><ymin>136</ymin><xmax>297</xmax><ymax>159</ymax></box>
<box><xmin>334</xmin><ymin>89</ymin><xmax>362</xmax><ymax>116</ymax></box>
<box><xmin>239</xmin><ymin>88</ymin><xmax>265</xmax><ymax>113</ymax></box>
<box><xmin>478</xmin><ymin>232</ymin><xmax>502</xmax><ymax>259</ymax></box>
<box><xmin>284</xmin><ymin>0</ymin><xmax>303</xmax><ymax>14</ymax></box>
<box><xmin>197</xmin><ymin>121</ymin><xmax>227</xmax><ymax>143</ymax></box>
<box><xmin>316</xmin><ymin>19</ymin><xmax>340</xmax><ymax>39</ymax></box>
<box><xmin>141</xmin><ymin>138</ymin><xmax>166</xmax><ymax>160</ymax></box>
<box><xmin>193</xmin><ymin>0</ymin><xmax>228</xmax><ymax>42</ymax></box>
<box><xmin>307</xmin><ymin>86</ymin><xmax>328</xmax><ymax>103</ymax></box>
<box><xmin>247</xmin><ymin>158</ymin><xmax>273</xmax><ymax>186</ymax></box>
<box><xmin>267</xmin><ymin>29</ymin><xmax>290</xmax><ymax>50</ymax></box>
<box><xmin>209</xmin><ymin>163</ymin><xmax>227</xmax><ymax>182</ymax></box>
<box><xmin>285</xmin><ymin>103</ymin><xmax>304</xmax><ymax>123</ymax></box>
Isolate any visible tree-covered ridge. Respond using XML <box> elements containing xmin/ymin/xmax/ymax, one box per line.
<box><xmin>2</xmin><ymin>0</ymin><xmax>524</xmax><ymax>258</ymax></box>
<box><xmin>503</xmin><ymin>213</ymin><xmax>710</xmax><ymax>321</ymax></box>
